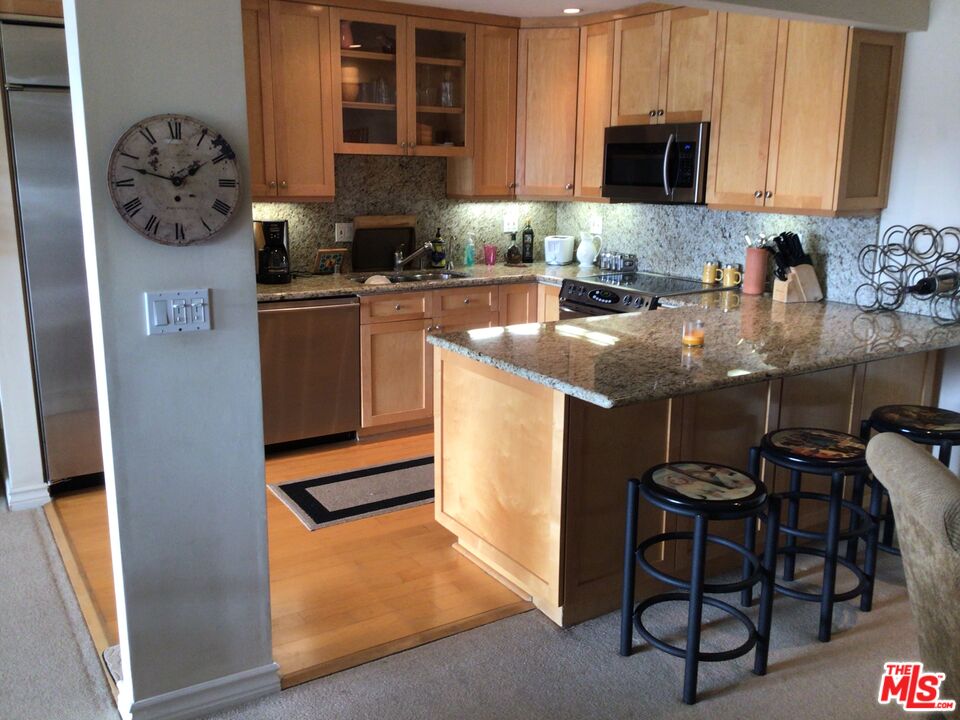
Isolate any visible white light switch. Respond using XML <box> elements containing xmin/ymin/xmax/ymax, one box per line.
<box><xmin>145</xmin><ymin>289</ymin><xmax>211</xmax><ymax>335</ymax></box>
<box><xmin>334</xmin><ymin>222</ymin><xmax>354</xmax><ymax>243</ymax></box>
<box><xmin>589</xmin><ymin>214</ymin><xmax>603</xmax><ymax>235</ymax></box>
<box><xmin>502</xmin><ymin>209</ymin><xmax>519</xmax><ymax>233</ymax></box>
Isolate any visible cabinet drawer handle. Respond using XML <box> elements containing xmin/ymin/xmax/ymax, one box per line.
<box><xmin>279</xmin><ymin>180</ymin><xmax>287</xmax><ymax>189</ymax></box>
<box><xmin>765</xmin><ymin>190</ymin><xmax>773</xmax><ymax>199</ymax></box>
<box><xmin>754</xmin><ymin>190</ymin><xmax>763</xmax><ymax>199</ymax></box>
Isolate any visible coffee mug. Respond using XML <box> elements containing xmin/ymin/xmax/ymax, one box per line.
<box><xmin>720</xmin><ymin>264</ymin><xmax>743</xmax><ymax>288</ymax></box>
<box><xmin>702</xmin><ymin>261</ymin><xmax>720</xmax><ymax>285</ymax></box>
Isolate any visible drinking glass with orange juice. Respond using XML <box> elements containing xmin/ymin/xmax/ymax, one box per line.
<box><xmin>681</xmin><ymin>319</ymin><xmax>706</xmax><ymax>348</ymax></box>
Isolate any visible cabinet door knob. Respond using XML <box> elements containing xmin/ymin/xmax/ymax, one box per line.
<box><xmin>463</xmin><ymin>298</ymin><xmax>470</xmax><ymax>304</ymax></box>
<box><xmin>268</xmin><ymin>181</ymin><xmax>277</xmax><ymax>189</ymax></box>
<box><xmin>409</xmin><ymin>143</ymin><xmax>416</xmax><ymax>149</ymax></box>
<box><xmin>400</xmin><ymin>141</ymin><xmax>408</xmax><ymax>149</ymax></box>
<box><xmin>657</xmin><ymin>109</ymin><xmax>664</xmax><ymax>117</ymax></box>
<box><xmin>765</xmin><ymin>190</ymin><xmax>773</xmax><ymax>199</ymax></box>
<box><xmin>565</xmin><ymin>183</ymin><xmax>573</xmax><ymax>190</ymax></box>
<box><xmin>394</xmin><ymin>304</ymin><xmax>401</xmax><ymax>311</ymax></box>
<box><xmin>508</xmin><ymin>182</ymin><xmax>517</xmax><ymax>189</ymax></box>
<box><xmin>649</xmin><ymin>110</ymin><xmax>657</xmax><ymax>117</ymax></box>
<box><xmin>754</xmin><ymin>190</ymin><xmax>763</xmax><ymax>199</ymax></box>
<box><xmin>279</xmin><ymin>180</ymin><xmax>287</xmax><ymax>189</ymax></box>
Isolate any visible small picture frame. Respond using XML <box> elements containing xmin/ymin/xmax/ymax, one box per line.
<box><xmin>312</xmin><ymin>248</ymin><xmax>347</xmax><ymax>275</ymax></box>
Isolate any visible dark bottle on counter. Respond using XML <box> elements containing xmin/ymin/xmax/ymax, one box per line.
<box><xmin>431</xmin><ymin>227</ymin><xmax>447</xmax><ymax>269</ymax></box>
<box><xmin>505</xmin><ymin>232</ymin><xmax>522</xmax><ymax>265</ymax></box>
<box><xmin>521</xmin><ymin>219</ymin><xmax>534</xmax><ymax>263</ymax></box>
<box><xmin>907</xmin><ymin>271</ymin><xmax>958</xmax><ymax>297</ymax></box>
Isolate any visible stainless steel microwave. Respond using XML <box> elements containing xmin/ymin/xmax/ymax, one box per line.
<box><xmin>601</xmin><ymin>122</ymin><xmax>709</xmax><ymax>204</ymax></box>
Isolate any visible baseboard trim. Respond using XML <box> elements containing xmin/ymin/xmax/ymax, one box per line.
<box><xmin>5</xmin><ymin>480</ymin><xmax>49</xmax><ymax>510</ymax></box>
<box><xmin>120</xmin><ymin>662</ymin><xmax>280</xmax><ymax>720</ymax></box>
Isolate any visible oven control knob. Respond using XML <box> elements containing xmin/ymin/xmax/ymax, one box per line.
<box><xmin>577</xmin><ymin>285</ymin><xmax>585</xmax><ymax>295</ymax></box>
<box><xmin>635</xmin><ymin>297</ymin><xmax>644</xmax><ymax>307</ymax></box>
<box><xmin>622</xmin><ymin>295</ymin><xmax>632</xmax><ymax>305</ymax></box>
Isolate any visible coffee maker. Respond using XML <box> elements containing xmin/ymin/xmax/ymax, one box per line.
<box><xmin>255</xmin><ymin>220</ymin><xmax>291</xmax><ymax>284</ymax></box>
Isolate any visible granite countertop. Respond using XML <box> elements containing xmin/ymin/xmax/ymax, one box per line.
<box><xmin>427</xmin><ymin>294</ymin><xmax>960</xmax><ymax>409</ymax></box>
<box><xmin>256</xmin><ymin>262</ymin><xmax>598</xmax><ymax>302</ymax></box>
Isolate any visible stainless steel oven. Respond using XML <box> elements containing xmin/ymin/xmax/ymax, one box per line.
<box><xmin>602</xmin><ymin>122</ymin><xmax>709</xmax><ymax>204</ymax></box>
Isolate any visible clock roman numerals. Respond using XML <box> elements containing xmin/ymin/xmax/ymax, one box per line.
<box><xmin>113</xmin><ymin>178</ymin><xmax>135</xmax><ymax>187</ymax></box>
<box><xmin>218</xmin><ymin>178</ymin><xmax>237</xmax><ymax>188</ymax></box>
<box><xmin>122</xmin><ymin>197</ymin><xmax>142</xmax><ymax>216</ymax></box>
<box><xmin>168</xmin><ymin>120</ymin><xmax>182</xmax><ymax>140</ymax></box>
<box><xmin>212</xmin><ymin>199</ymin><xmax>231</xmax><ymax>216</ymax></box>
<box><xmin>119</xmin><ymin>151</ymin><xmax>139</xmax><ymax>161</ymax></box>
<box><xmin>144</xmin><ymin>215</ymin><xmax>159</xmax><ymax>235</ymax></box>
<box><xmin>175</xmin><ymin>223</ymin><xmax>185</xmax><ymax>241</ymax></box>
<box><xmin>196</xmin><ymin>129</ymin><xmax>207</xmax><ymax>147</ymax></box>
<box><xmin>139</xmin><ymin>126</ymin><xmax>156</xmax><ymax>145</ymax></box>
<box><xmin>201</xmin><ymin>218</ymin><xmax>212</xmax><ymax>232</ymax></box>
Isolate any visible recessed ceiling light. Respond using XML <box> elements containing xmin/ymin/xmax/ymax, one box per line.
<box><xmin>563</xmin><ymin>8</ymin><xmax>582</xmax><ymax>14</ymax></box>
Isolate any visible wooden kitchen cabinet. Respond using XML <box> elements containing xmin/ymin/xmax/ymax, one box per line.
<box><xmin>516</xmin><ymin>28</ymin><xmax>580</xmax><ymax>199</ymax></box>
<box><xmin>241</xmin><ymin>0</ymin><xmax>336</xmax><ymax>201</ymax></box>
<box><xmin>499</xmin><ymin>283</ymin><xmax>539</xmax><ymax>326</ymax></box>
<box><xmin>330</xmin><ymin>9</ymin><xmax>474</xmax><ymax>157</ymax></box>
<box><xmin>610</xmin><ymin>8</ymin><xmax>716</xmax><ymax>127</ymax></box>
<box><xmin>537</xmin><ymin>284</ymin><xmax>560</xmax><ymax>322</ymax></box>
<box><xmin>360</xmin><ymin>318</ymin><xmax>434</xmax><ymax>428</ymax></box>
<box><xmin>574</xmin><ymin>22</ymin><xmax>615</xmax><ymax>200</ymax></box>
<box><xmin>708</xmin><ymin>15</ymin><xmax>904</xmax><ymax>215</ymax></box>
<box><xmin>447</xmin><ymin>25</ymin><xmax>518</xmax><ymax>198</ymax></box>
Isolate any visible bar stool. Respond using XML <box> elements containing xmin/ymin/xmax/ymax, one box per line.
<box><xmin>620</xmin><ymin>462</ymin><xmax>780</xmax><ymax>705</ymax></box>
<box><xmin>744</xmin><ymin>428</ymin><xmax>875</xmax><ymax>642</ymax></box>
<box><xmin>849</xmin><ymin>404</ymin><xmax>960</xmax><ymax>560</ymax></box>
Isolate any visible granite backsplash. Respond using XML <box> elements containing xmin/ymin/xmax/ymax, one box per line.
<box><xmin>253</xmin><ymin>155</ymin><xmax>556</xmax><ymax>273</ymax></box>
<box><xmin>254</xmin><ymin>155</ymin><xmax>881</xmax><ymax>305</ymax></box>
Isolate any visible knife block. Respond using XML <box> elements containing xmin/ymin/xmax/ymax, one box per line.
<box><xmin>772</xmin><ymin>264</ymin><xmax>823</xmax><ymax>303</ymax></box>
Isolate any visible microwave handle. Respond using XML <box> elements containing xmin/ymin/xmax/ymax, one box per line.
<box><xmin>662</xmin><ymin>132</ymin><xmax>675</xmax><ymax>197</ymax></box>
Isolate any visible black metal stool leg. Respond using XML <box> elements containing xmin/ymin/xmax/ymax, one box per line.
<box><xmin>741</xmin><ymin>447</ymin><xmax>762</xmax><ymax>607</ymax></box>
<box><xmin>939</xmin><ymin>441</ymin><xmax>953</xmax><ymax>467</ymax></box>
<box><xmin>845</xmin><ymin>473</ymin><xmax>866</xmax><ymax>563</ymax></box>
<box><xmin>783</xmin><ymin>469</ymin><xmax>802</xmax><ymax>581</ymax></box>
<box><xmin>754</xmin><ymin>496</ymin><xmax>781</xmax><ymax>676</ymax></box>
<box><xmin>819</xmin><ymin>472</ymin><xmax>844</xmax><ymax>642</ymax></box>
<box><xmin>620</xmin><ymin>478</ymin><xmax>641</xmax><ymax>656</ymax></box>
<box><xmin>859</xmin><ymin>418</ymin><xmax>872</xmax><ymax>442</ymax></box>
<box><xmin>861</xmin><ymin>477</ymin><xmax>883</xmax><ymax>612</ymax></box>
<box><xmin>881</xmin><ymin>489</ymin><xmax>896</xmax><ymax>548</ymax></box>
<box><xmin>683</xmin><ymin>513</ymin><xmax>708</xmax><ymax>705</ymax></box>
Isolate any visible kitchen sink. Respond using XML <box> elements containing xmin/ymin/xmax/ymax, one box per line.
<box><xmin>349</xmin><ymin>271</ymin><xmax>469</xmax><ymax>284</ymax></box>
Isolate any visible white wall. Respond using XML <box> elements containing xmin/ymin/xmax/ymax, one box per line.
<box><xmin>880</xmin><ymin>0</ymin><xmax>960</xmax><ymax>468</ymax></box>
<box><xmin>684</xmin><ymin>0</ymin><xmax>928</xmax><ymax>31</ymax></box>
<box><xmin>63</xmin><ymin>1</ymin><xmax>277</xmax><ymax>717</ymax></box>
<box><xmin>0</xmin><ymin>90</ymin><xmax>46</xmax><ymax>510</ymax></box>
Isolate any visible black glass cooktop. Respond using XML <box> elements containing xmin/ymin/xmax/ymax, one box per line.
<box><xmin>584</xmin><ymin>271</ymin><xmax>717</xmax><ymax>297</ymax></box>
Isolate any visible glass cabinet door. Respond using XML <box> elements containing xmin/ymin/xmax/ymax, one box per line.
<box><xmin>332</xmin><ymin>10</ymin><xmax>407</xmax><ymax>154</ymax></box>
<box><xmin>407</xmin><ymin>19</ymin><xmax>473</xmax><ymax>157</ymax></box>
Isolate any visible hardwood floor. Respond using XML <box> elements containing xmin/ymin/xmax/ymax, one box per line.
<box><xmin>46</xmin><ymin>430</ymin><xmax>530</xmax><ymax>690</ymax></box>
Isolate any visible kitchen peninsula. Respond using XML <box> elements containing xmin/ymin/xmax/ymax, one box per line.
<box><xmin>427</xmin><ymin>297</ymin><xmax>960</xmax><ymax>626</ymax></box>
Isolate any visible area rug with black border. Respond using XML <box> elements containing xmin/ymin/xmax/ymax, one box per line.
<box><xmin>268</xmin><ymin>457</ymin><xmax>434</xmax><ymax>531</ymax></box>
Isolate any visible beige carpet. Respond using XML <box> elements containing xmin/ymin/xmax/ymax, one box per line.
<box><xmin>0</xmin><ymin>489</ymin><xmax>933</xmax><ymax>720</ymax></box>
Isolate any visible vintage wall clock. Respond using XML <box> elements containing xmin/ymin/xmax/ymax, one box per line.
<box><xmin>107</xmin><ymin>114</ymin><xmax>241</xmax><ymax>245</ymax></box>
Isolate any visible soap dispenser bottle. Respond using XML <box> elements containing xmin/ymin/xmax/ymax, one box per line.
<box><xmin>464</xmin><ymin>233</ymin><xmax>476</xmax><ymax>266</ymax></box>
<box><xmin>431</xmin><ymin>227</ymin><xmax>447</xmax><ymax>269</ymax></box>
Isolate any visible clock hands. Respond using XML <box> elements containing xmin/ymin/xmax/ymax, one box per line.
<box><xmin>122</xmin><ymin>164</ymin><xmax>184</xmax><ymax>186</ymax></box>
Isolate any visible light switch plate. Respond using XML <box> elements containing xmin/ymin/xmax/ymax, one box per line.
<box><xmin>502</xmin><ymin>210</ymin><xmax>519</xmax><ymax>233</ymax></box>
<box><xmin>145</xmin><ymin>289</ymin><xmax>211</xmax><ymax>335</ymax></box>
<box><xmin>334</xmin><ymin>222</ymin><xmax>354</xmax><ymax>243</ymax></box>
<box><xmin>589</xmin><ymin>214</ymin><xmax>603</xmax><ymax>235</ymax></box>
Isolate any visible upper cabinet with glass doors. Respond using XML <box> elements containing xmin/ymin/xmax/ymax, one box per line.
<box><xmin>331</xmin><ymin>9</ymin><xmax>474</xmax><ymax>157</ymax></box>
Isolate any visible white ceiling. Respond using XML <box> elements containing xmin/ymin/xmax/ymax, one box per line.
<box><xmin>408</xmin><ymin>0</ymin><xmax>630</xmax><ymax>19</ymax></box>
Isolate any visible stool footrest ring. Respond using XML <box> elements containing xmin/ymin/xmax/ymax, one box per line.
<box><xmin>774</xmin><ymin>546</ymin><xmax>868</xmax><ymax>603</ymax></box>
<box><xmin>636</xmin><ymin>531</ymin><xmax>763</xmax><ymax>595</ymax></box>
<box><xmin>633</xmin><ymin>592</ymin><xmax>758</xmax><ymax>663</ymax></box>
<box><xmin>776</xmin><ymin>490</ymin><xmax>875</xmax><ymax>542</ymax></box>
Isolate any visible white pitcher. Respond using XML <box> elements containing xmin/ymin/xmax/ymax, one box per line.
<box><xmin>577</xmin><ymin>232</ymin><xmax>601</xmax><ymax>267</ymax></box>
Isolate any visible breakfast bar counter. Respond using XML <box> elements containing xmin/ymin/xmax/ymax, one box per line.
<box><xmin>426</xmin><ymin>296</ymin><xmax>960</xmax><ymax>626</ymax></box>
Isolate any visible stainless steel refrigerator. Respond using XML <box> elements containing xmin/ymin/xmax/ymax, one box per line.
<box><xmin>2</xmin><ymin>22</ymin><xmax>101</xmax><ymax>483</ymax></box>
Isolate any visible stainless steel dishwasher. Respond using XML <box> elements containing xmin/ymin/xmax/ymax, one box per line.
<box><xmin>257</xmin><ymin>296</ymin><xmax>360</xmax><ymax>445</ymax></box>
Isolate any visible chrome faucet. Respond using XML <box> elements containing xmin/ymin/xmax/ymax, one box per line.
<box><xmin>394</xmin><ymin>242</ymin><xmax>434</xmax><ymax>272</ymax></box>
